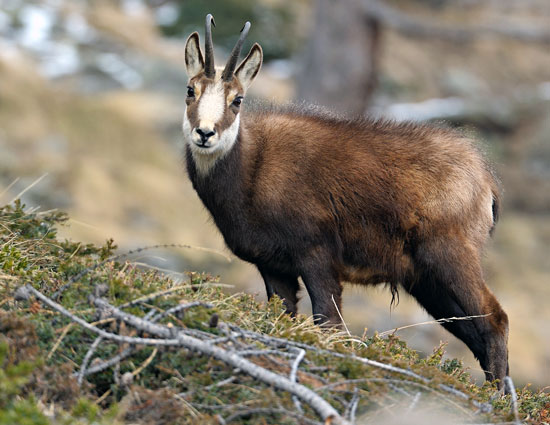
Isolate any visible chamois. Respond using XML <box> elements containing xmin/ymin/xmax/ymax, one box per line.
<box><xmin>181</xmin><ymin>15</ymin><xmax>509</xmax><ymax>386</ymax></box>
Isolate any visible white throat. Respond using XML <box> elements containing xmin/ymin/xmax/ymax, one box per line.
<box><xmin>182</xmin><ymin>113</ymin><xmax>240</xmax><ymax>176</ymax></box>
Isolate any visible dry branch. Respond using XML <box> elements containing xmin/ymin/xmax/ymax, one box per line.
<box><xmin>228</xmin><ymin>325</ymin><xmax>429</xmax><ymax>383</ymax></box>
<box><xmin>148</xmin><ymin>301</ymin><xmax>213</xmax><ymax>322</ymax></box>
<box><xmin>23</xmin><ymin>285</ymin><xmax>182</xmax><ymax>347</ymax></box>
<box><xmin>83</xmin><ymin>346</ymin><xmax>134</xmax><ymax>377</ymax></box>
<box><xmin>344</xmin><ymin>388</ymin><xmax>360</xmax><ymax>423</ymax></box>
<box><xmin>378</xmin><ymin>313</ymin><xmax>492</xmax><ymax>337</ymax></box>
<box><xmin>20</xmin><ymin>282</ymin><xmax>517</xmax><ymax>424</ymax></box>
<box><xmin>290</xmin><ymin>348</ymin><xmax>306</xmax><ymax>412</ymax></box>
<box><xmin>78</xmin><ymin>336</ymin><xmax>103</xmax><ymax>386</ymax></box>
<box><xmin>23</xmin><ymin>284</ymin><xmax>349</xmax><ymax>424</ymax></box>
<box><xmin>504</xmin><ymin>376</ymin><xmax>521</xmax><ymax>425</ymax></box>
<box><xmin>93</xmin><ymin>297</ymin><xmax>348</xmax><ymax>424</ymax></box>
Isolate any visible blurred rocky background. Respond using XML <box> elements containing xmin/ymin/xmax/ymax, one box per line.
<box><xmin>0</xmin><ymin>0</ymin><xmax>548</xmax><ymax>388</ymax></box>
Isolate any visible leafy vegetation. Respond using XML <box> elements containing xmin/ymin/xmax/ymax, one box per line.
<box><xmin>0</xmin><ymin>201</ymin><xmax>548</xmax><ymax>424</ymax></box>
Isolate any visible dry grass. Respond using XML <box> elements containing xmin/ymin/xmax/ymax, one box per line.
<box><xmin>4</xmin><ymin>202</ymin><xmax>548</xmax><ymax>424</ymax></box>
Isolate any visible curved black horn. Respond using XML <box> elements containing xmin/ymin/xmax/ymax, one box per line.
<box><xmin>204</xmin><ymin>14</ymin><xmax>216</xmax><ymax>78</ymax></box>
<box><xmin>221</xmin><ymin>21</ymin><xmax>251</xmax><ymax>82</ymax></box>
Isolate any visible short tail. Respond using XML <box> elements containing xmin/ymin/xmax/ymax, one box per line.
<box><xmin>490</xmin><ymin>186</ymin><xmax>500</xmax><ymax>236</ymax></box>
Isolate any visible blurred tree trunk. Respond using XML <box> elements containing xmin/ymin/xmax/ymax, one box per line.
<box><xmin>296</xmin><ymin>0</ymin><xmax>380</xmax><ymax>116</ymax></box>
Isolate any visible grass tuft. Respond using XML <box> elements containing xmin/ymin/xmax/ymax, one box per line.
<box><xmin>0</xmin><ymin>201</ymin><xmax>548</xmax><ymax>424</ymax></box>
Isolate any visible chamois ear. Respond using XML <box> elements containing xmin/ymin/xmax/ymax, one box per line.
<box><xmin>235</xmin><ymin>43</ymin><xmax>262</xmax><ymax>90</ymax></box>
<box><xmin>185</xmin><ymin>32</ymin><xmax>204</xmax><ymax>78</ymax></box>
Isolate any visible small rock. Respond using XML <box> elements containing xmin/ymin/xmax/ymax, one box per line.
<box><xmin>94</xmin><ymin>284</ymin><xmax>109</xmax><ymax>298</ymax></box>
<box><xmin>121</xmin><ymin>372</ymin><xmax>134</xmax><ymax>387</ymax></box>
<box><xmin>14</xmin><ymin>285</ymin><xmax>31</xmax><ymax>301</ymax></box>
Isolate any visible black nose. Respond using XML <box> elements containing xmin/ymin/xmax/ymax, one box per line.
<box><xmin>196</xmin><ymin>128</ymin><xmax>216</xmax><ymax>142</ymax></box>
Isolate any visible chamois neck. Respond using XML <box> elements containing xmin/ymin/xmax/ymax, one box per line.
<box><xmin>186</xmin><ymin>128</ymin><xmax>247</xmax><ymax>207</ymax></box>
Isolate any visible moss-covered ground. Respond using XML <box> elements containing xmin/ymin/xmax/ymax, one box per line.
<box><xmin>0</xmin><ymin>201</ymin><xmax>548</xmax><ymax>424</ymax></box>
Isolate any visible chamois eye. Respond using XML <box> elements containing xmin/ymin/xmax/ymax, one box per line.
<box><xmin>232</xmin><ymin>96</ymin><xmax>243</xmax><ymax>107</ymax></box>
<box><xmin>187</xmin><ymin>86</ymin><xmax>195</xmax><ymax>97</ymax></box>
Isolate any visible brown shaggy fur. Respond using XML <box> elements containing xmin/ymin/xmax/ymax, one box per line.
<box><xmin>186</xmin><ymin>103</ymin><xmax>508</xmax><ymax>386</ymax></box>
<box><xmin>182</xmin><ymin>25</ymin><xmax>508</xmax><ymax>387</ymax></box>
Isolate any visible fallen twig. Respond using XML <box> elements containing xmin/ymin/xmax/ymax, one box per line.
<box><xmin>148</xmin><ymin>301</ymin><xmax>213</xmax><ymax>322</ymax></box>
<box><xmin>290</xmin><ymin>348</ymin><xmax>306</xmax><ymax>413</ymax></box>
<box><xmin>78</xmin><ymin>336</ymin><xmax>103</xmax><ymax>386</ymax></box>
<box><xmin>407</xmin><ymin>391</ymin><xmax>421</xmax><ymax>412</ymax></box>
<box><xmin>346</xmin><ymin>388</ymin><xmax>360</xmax><ymax>423</ymax></box>
<box><xmin>9</xmin><ymin>173</ymin><xmax>48</xmax><ymax>204</ymax></box>
<box><xmin>20</xmin><ymin>281</ymin><xmax>506</xmax><ymax>424</ymax></box>
<box><xmin>47</xmin><ymin>323</ymin><xmax>74</xmax><ymax>360</ymax></box>
<box><xmin>84</xmin><ymin>346</ymin><xmax>134</xmax><ymax>377</ymax></box>
<box><xmin>504</xmin><ymin>376</ymin><xmax>521</xmax><ymax>425</ymax></box>
<box><xmin>25</xmin><ymin>284</ymin><xmax>349</xmax><ymax>424</ymax></box>
<box><xmin>94</xmin><ymin>296</ymin><xmax>348</xmax><ymax>423</ymax></box>
<box><xmin>23</xmin><ymin>284</ymin><xmax>182</xmax><ymax>347</ymax></box>
<box><xmin>378</xmin><ymin>313</ymin><xmax>492</xmax><ymax>337</ymax></box>
<box><xmin>132</xmin><ymin>347</ymin><xmax>158</xmax><ymax>377</ymax></box>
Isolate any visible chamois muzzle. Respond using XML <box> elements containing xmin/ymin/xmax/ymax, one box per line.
<box><xmin>221</xmin><ymin>21</ymin><xmax>251</xmax><ymax>82</ymax></box>
<box><xmin>204</xmin><ymin>14</ymin><xmax>216</xmax><ymax>78</ymax></box>
<box><xmin>196</xmin><ymin>128</ymin><xmax>216</xmax><ymax>145</ymax></box>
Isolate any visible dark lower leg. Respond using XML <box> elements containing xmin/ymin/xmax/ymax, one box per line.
<box><xmin>411</xmin><ymin>241</ymin><xmax>509</xmax><ymax>386</ymax></box>
<box><xmin>410</xmin><ymin>281</ymin><xmax>508</xmax><ymax>384</ymax></box>
<box><xmin>299</xmin><ymin>259</ymin><xmax>343</xmax><ymax>326</ymax></box>
<box><xmin>480</xmin><ymin>292</ymin><xmax>509</xmax><ymax>383</ymax></box>
<box><xmin>258</xmin><ymin>268</ymin><xmax>300</xmax><ymax>316</ymax></box>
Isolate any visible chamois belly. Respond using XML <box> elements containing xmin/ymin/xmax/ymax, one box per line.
<box><xmin>338</xmin><ymin>230</ymin><xmax>415</xmax><ymax>287</ymax></box>
<box><xmin>340</xmin><ymin>265</ymin><xmax>389</xmax><ymax>286</ymax></box>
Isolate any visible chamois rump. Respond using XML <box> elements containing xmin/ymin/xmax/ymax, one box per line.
<box><xmin>181</xmin><ymin>15</ymin><xmax>509</xmax><ymax>386</ymax></box>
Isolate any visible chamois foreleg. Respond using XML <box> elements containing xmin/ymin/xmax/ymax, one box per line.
<box><xmin>259</xmin><ymin>267</ymin><xmax>300</xmax><ymax>316</ymax></box>
<box><xmin>299</xmin><ymin>250</ymin><xmax>343</xmax><ymax>327</ymax></box>
<box><xmin>408</xmin><ymin>237</ymin><xmax>509</xmax><ymax>387</ymax></box>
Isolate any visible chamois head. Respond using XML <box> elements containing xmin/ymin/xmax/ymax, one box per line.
<box><xmin>183</xmin><ymin>15</ymin><xmax>263</xmax><ymax>174</ymax></box>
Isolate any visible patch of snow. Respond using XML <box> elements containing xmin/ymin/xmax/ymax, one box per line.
<box><xmin>64</xmin><ymin>12</ymin><xmax>96</xmax><ymax>44</ymax></box>
<box><xmin>264</xmin><ymin>59</ymin><xmax>293</xmax><ymax>79</ymax></box>
<box><xmin>121</xmin><ymin>0</ymin><xmax>147</xmax><ymax>17</ymax></box>
<box><xmin>96</xmin><ymin>53</ymin><xmax>143</xmax><ymax>90</ymax></box>
<box><xmin>39</xmin><ymin>41</ymin><xmax>80</xmax><ymax>78</ymax></box>
<box><xmin>17</xmin><ymin>4</ymin><xmax>56</xmax><ymax>51</ymax></box>
<box><xmin>154</xmin><ymin>2</ymin><xmax>178</xmax><ymax>26</ymax></box>
<box><xmin>374</xmin><ymin>97</ymin><xmax>466</xmax><ymax>122</ymax></box>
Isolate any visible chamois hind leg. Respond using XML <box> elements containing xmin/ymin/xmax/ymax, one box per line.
<box><xmin>408</xmin><ymin>238</ymin><xmax>509</xmax><ymax>387</ymax></box>
<box><xmin>258</xmin><ymin>267</ymin><xmax>300</xmax><ymax>316</ymax></box>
